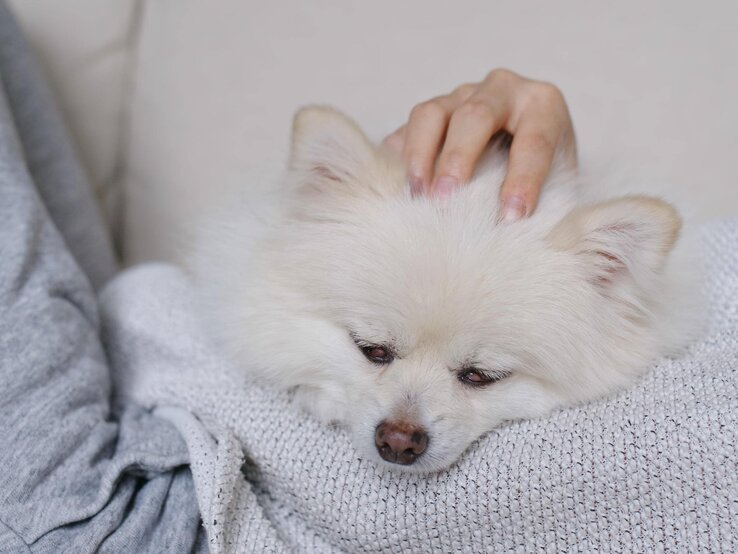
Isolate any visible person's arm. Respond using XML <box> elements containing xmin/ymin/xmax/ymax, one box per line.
<box><xmin>384</xmin><ymin>69</ymin><xmax>577</xmax><ymax>221</ymax></box>
<box><xmin>0</xmin><ymin>5</ymin><xmax>205</xmax><ymax>551</ymax></box>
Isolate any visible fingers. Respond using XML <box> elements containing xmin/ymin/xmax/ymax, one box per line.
<box><xmin>401</xmin><ymin>98</ymin><xmax>451</xmax><ymax>196</ymax></box>
<box><xmin>430</xmin><ymin>96</ymin><xmax>506</xmax><ymax>197</ymax></box>
<box><xmin>499</xmin><ymin>123</ymin><xmax>557</xmax><ymax>221</ymax></box>
<box><xmin>401</xmin><ymin>86</ymin><xmax>475</xmax><ymax>196</ymax></box>
<box><xmin>432</xmin><ymin>74</ymin><xmax>517</xmax><ymax>197</ymax></box>
<box><xmin>391</xmin><ymin>70</ymin><xmax>577</xmax><ymax>215</ymax></box>
<box><xmin>499</xmin><ymin>83</ymin><xmax>571</xmax><ymax>222</ymax></box>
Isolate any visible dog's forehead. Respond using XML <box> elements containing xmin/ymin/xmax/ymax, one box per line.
<box><xmin>284</xmin><ymin>175</ymin><xmax>581</xmax><ymax>353</ymax></box>
<box><xmin>324</xmin><ymin>203</ymin><xmax>561</xmax><ymax>335</ymax></box>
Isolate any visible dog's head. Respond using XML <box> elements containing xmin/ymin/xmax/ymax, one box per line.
<box><xmin>208</xmin><ymin>107</ymin><xmax>686</xmax><ymax>472</ymax></box>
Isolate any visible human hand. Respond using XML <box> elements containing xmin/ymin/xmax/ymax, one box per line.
<box><xmin>384</xmin><ymin>69</ymin><xmax>577</xmax><ymax>222</ymax></box>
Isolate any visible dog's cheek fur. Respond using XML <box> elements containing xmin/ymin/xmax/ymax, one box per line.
<box><xmin>189</xmin><ymin>227</ymin><xmax>360</xmax><ymax>424</ymax></box>
<box><xmin>533</xmin><ymin>196</ymin><xmax>699</xmax><ymax>403</ymax></box>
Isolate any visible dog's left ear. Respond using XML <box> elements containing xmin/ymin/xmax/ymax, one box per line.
<box><xmin>289</xmin><ymin>106</ymin><xmax>376</xmax><ymax>191</ymax></box>
<box><xmin>547</xmin><ymin>196</ymin><xmax>681</xmax><ymax>290</ymax></box>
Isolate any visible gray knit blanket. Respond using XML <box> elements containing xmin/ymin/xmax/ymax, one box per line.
<box><xmin>100</xmin><ymin>219</ymin><xmax>738</xmax><ymax>553</ymax></box>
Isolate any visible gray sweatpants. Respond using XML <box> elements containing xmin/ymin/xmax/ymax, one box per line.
<box><xmin>0</xmin><ymin>3</ymin><xmax>206</xmax><ymax>552</ymax></box>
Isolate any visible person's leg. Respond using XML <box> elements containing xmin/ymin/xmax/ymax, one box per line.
<box><xmin>0</xmin><ymin>5</ymin><xmax>206</xmax><ymax>552</ymax></box>
<box><xmin>0</xmin><ymin>0</ymin><xmax>116</xmax><ymax>290</ymax></box>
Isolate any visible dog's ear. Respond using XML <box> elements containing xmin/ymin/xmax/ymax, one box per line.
<box><xmin>289</xmin><ymin>106</ymin><xmax>376</xmax><ymax>190</ymax></box>
<box><xmin>547</xmin><ymin>196</ymin><xmax>681</xmax><ymax>292</ymax></box>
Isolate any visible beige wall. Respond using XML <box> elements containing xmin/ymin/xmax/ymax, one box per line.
<box><xmin>10</xmin><ymin>2</ymin><xmax>738</xmax><ymax>263</ymax></box>
<box><xmin>124</xmin><ymin>1</ymin><xmax>738</xmax><ymax>263</ymax></box>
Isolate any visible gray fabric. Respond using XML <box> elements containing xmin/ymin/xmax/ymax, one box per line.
<box><xmin>0</xmin><ymin>0</ymin><xmax>116</xmax><ymax>290</ymax></box>
<box><xmin>0</xmin><ymin>5</ymin><xmax>206</xmax><ymax>552</ymax></box>
<box><xmin>101</xmin><ymin>220</ymin><xmax>738</xmax><ymax>553</ymax></box>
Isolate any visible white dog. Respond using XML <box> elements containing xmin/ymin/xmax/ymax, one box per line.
<box><xmin>190</xmin><ymin>106</ymin><xmax>701</xmax><ymax>473</ymax></box>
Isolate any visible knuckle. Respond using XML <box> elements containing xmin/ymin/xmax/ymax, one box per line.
<box><xmin>410</xmin><ymin>100</ymin><xmax>446</xmax><ymax>122</ymax></box>
<box><xmin>452</xmin><ymin>83</ymin><xmax>477</xmax><ymax>99</ymax></box>
<box><xmin>485</xmin><ymin>67</ymin><xmax>518</xmax><ymax>84</ymax></box>
<box><xmin>531</xmin><ymin>81</ymin><xmax>566</xmax><ymax>108</ymax></box>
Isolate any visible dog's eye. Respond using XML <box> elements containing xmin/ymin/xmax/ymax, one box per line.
<box><xmin>359</xmin><ymin>344</ymin><xmax>394</xmax><ymax>364</ymax></box>
<box><xmin>350</xmin><ymin>333</ymin><xmax>396</xmax><ymax>364</ymax></box>
<box><xmin>457</xmin><ymin>368</ymin><xmax>509</xmax><ymax>387</ymax></box>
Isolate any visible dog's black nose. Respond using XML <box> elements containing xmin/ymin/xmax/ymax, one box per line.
<box><xmin>374</xmin><ymin>420</ymin><xmax>429</xmax><ymax>465</ymax></box>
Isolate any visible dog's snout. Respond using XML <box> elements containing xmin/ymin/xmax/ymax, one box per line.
<box><xmin>374</xmin><ymin>420</ymin><xmax>429</xmax><ymax>465</ymax></box>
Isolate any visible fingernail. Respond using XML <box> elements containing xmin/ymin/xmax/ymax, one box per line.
<box><xmin>434</xmin><ymin>176</ymin><xmax>459</xmax><ymax>198</ymax></box>
<box><xmin>501</xmin><ymin>196</ymin><xmax>527</xmax><ymax>222</ymax></box>
<box><xmin>409</xmin><ymin>175</ymin><xmax>424</xmax><ymax>197</ymax></box>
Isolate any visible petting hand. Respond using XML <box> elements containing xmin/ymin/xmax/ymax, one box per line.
<box><xmin>384</xmin><ymin>69</ymin><xmax>577</xmax><ymax>222</ymax></box>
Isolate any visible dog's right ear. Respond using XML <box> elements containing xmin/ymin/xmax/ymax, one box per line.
<box><xmin>547</xmin><ymin>195</ymin><xmax>681</xmax><ymax>295</ymax></box>
<box><xmin>289</xmin><ymin>106</ymin><xmax>376</xmax><ymax>193</ymax></box>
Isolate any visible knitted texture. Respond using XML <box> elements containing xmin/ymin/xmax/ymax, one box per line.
<box><xmin>100</xmin><ymin>220</ymin><xmax>738</xmax><ymax>553</ymax></box>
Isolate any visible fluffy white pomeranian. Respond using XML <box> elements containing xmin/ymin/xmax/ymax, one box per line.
<box><xmin>190</xmin><ymin>106</ymin><xmax>700</xmax><ymax>473</ymax></box>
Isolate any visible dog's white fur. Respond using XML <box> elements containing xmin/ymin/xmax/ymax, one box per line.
<box><xmin>190</xmin><ymin>106</ymin><xmax>701</xmax><ymax>473</ymax></box>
